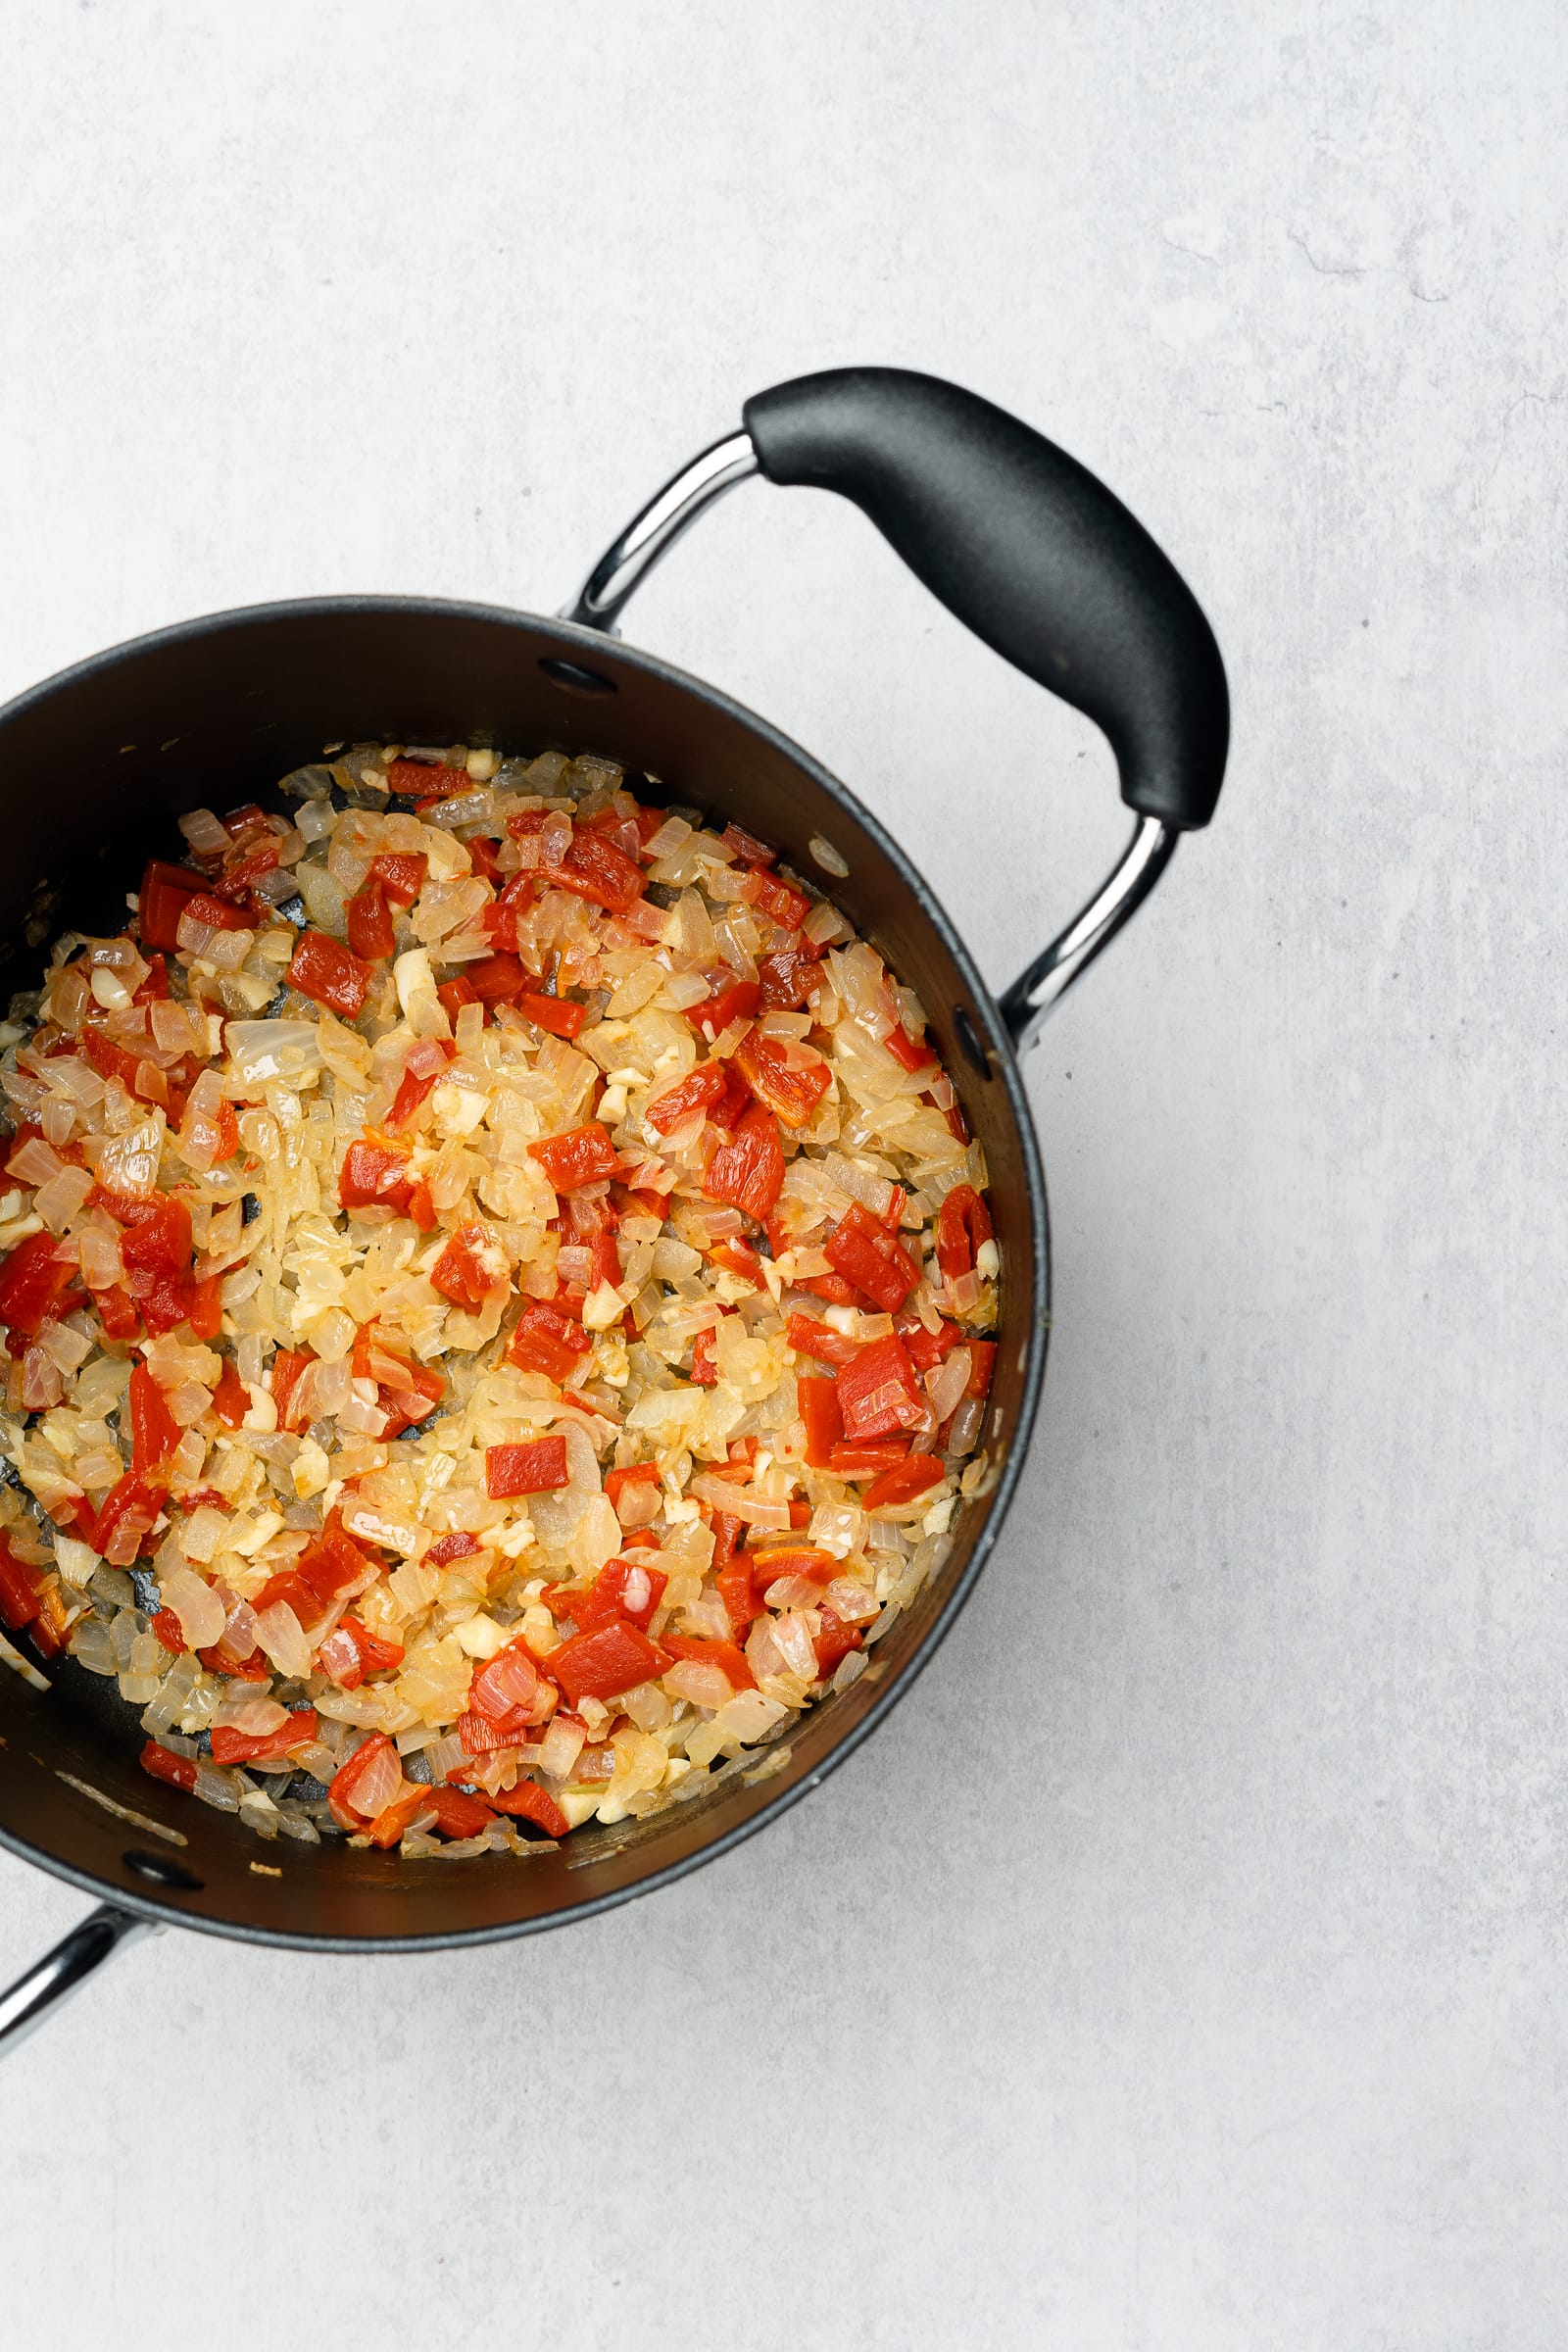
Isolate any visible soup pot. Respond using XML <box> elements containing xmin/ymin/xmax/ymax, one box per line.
<box><xmin>0</xmin><ymin>368</ymin><xmax>1228</xmax><ymax>2049</ymax></box>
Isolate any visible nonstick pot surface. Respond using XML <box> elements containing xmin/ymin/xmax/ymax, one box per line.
<box><xmin>0</xmin><ymin>596</ymin><xmax>1049</xmax><ymax>1948</ymax></box>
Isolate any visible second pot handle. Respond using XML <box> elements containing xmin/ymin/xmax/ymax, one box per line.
<box><xmin>0</xmin><ymin>1903</ymin><xmax>154</xmax><ymax>2060</ymax></box>
<box><xmin>742</xmin><ymin>368</ymin><xmax>1228</xmax><ymax>834</ymax></box>
<box><xmin>561</xmin><ymin>367</ymin><xmax>1229</xmax><ymax>1039</ymax></box>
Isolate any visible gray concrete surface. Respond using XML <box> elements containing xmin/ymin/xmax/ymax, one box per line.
<box><xmin>2</xmin><ymin>4</ymin><xmax>1565</xmax><ymax>2345</ymax></box>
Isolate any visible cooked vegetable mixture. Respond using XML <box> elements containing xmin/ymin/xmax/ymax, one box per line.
<box><xmin>0</xmin><ymin>744</ymin><xmax>998</xmax><ymax>1856</ymax></box>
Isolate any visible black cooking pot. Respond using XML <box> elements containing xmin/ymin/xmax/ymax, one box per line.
<box><xmin>0</xmin><ymin>368</ymin><xmax>1227</xmax><ymax>2045</ymax></box>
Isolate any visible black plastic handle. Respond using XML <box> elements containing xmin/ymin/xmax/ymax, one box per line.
<box><xmin>742</xmin><ymin>368</ymin><xmax>1228</xmax><ymax>831</ymax></box>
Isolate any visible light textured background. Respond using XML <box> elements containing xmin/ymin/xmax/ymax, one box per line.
<box><xmin>2</xmin><ymin>4</ymin><xmax>1565</xmax><ymax>2346</ymax></box>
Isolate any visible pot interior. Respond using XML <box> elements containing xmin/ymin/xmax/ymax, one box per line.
<box><xmin>0</xmin><ymin>600</ymin><xmax>1046</xmax><ymax>1946</ymax></box>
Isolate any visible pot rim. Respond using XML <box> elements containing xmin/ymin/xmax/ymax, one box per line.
<box><xmin>0</xmin><ymin>592</ymin><xmax>1050</xmax><ymax>1950</ymax></box>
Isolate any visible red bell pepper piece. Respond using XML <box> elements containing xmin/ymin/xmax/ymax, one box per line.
<box><xmin>369</xmin><ymin>851</ymin><xmax>426</xmax><ymax>906</ymax></box>
<box><xmin>834</xmin><ymin>1334</ymin><xmax>924</xmax><ymax>1443</ymax></box>
<box><xmin>363</xmin><ymin>1787</ymin><xmax>434</xmax><ymax>1847</ymax></box>
<box><xmin>140</xmin><ymin>1740</ymin><xmax>197</xmax><ymax>1792</ymax></box>
<box><xmin>425</xmin><ymin>1785</ymin><xmax>495</xmax><ymax>1838</ymax></box>
<box><xmin>812</xmin><ymin>1607</ymin><xmax>863</xmax><ymax>1680</ymax></box>
<box><xmin>542</xmin><ymin>825</ymin><xmax>646</xmax><ymax>917</ymax></box>
<box><xmin>136</xmin><ymin>859</ymin><xmax>205</xmax><ymax>952</ymax></box>
<box><xmin>486</xmin><ymin>1778</ymin><xmax>569</xmax><ymax>1838</ymax></box>
<box><xmin>269</xmin><ymin>1346</ymin><xmax>316</xmax><ymax>1434</ymax></box>
<box><xmin>81</xmin><ymin>1026</ymin><xmax>148</xmax><ymax>1096</ymax></box>
<box><xmin>687</xmin><ymin>976</ymin><xmax>761</xmax><ymax>1044</ymax></box>
<box><xmin>785</xmin><ymin>1312</ymin><xmax>861</xmax><ymax>1368</ymax></box>
<box><xmin>388</xmin><ymin>1038</ymin><xmax>457</xmax><ymax>1128</ymax></box>
<box><xmin>828</xmin><ymin>1439</ymin><xmax>909</xmax><ymax>1476</ymax></box>
<box><xmin>716</xmin><ymin>1554</ymin><xmax>761</xmax><ymax>1630</ymax></box>
<box><xmin>824</xmin><ymin>1202</ymin><xmax>919</xmax><ymax>1313</ymax></box>
<box><xmin>703</xmin><ymin>1102</ymin><xmax>784</xmax><ymax>1221</ymax></box>
<box><xmin>182</xmin><ymin>891</ymin><xmax>254</xmax><ymax>934</ymax></box>
<box><xmin>386</xmin><ymin>759</ymin><xmax>469</xmax><ymax>800</ymax></box>
<box><xmin>543</xmin><ymin>1555</ymin><xmax>667</xmax><ymax>1635</ymax></box>
<box><xmin>748</xmin><ymin>1543</ymin><xmax>838</xmax><ymax>1589</ymax></box>
<box><xmin>744</xmin><ymin>868</ymin><xmax>811</xmax><ymax>930</ymax></box>
<box><xmin>507</xmin><ymin>1298</ymin><xmax>592</xmax><ymax>1383</ymax></box>
<box><xmin>91</xmin><ymin>1283</ymin><xmax>141</xmax><ymax>1341</ymax></box>
<box><xmin>128</xmin><ymin>1363</ymin><xmax>181</xmax><ymax>1476</ymax></box>
<box><xmin>457</xmin><ymin>1708</ymin><xmax>528</xmax><ymax>1754</ymax></box>
<box><xmin>885</xmin><ymin>1019</ymin><xmax>937</xmax><ymax>1072</ymax></box>
<box><xmin>549</xmin><ymin>1616</ymin><xmax>672</xmax><ymax>1705</ymax></box>
<box><xmin>287</xmin><ymin>928</ymin><xmax>372</xmax><ymax>1019</ymax></box>
<box><xmin>860</xmin><ymin>1453</ymin><xmax>945</xmax><ymax>1511</ymax></box>
<box><xmin>485</xmin><ymin>1437</ymin><xmax>569</xmax><ymax>1498</ymax></box>
<box><xmin>756</xmin><ymin>947</ymin><xmax>822</xmax><ymax>1010</ymax></box>
<box><xmin>690</xmin><ymin>1324</ymin><xmax>719</xmax><ymax>1385</ymax></box>
<box><xmin>346</xmin><ymin>875</ymin><xmax>396</xmax><ymax>960</ymax></box>
<box><xmin>336</xmin><ymin>1129</ymin><xmax>419</xmax><ymax>1213</ymax></box>
<box><xmin>719</xmin><ymin>821</ymin><xmax>776</xmax><ymax>868</ymax></box>
<box><xmin>430</xmin><ymin>1220</ymin><xmax>509</xmax><ymax>1311</ymax></box>
<box><xmin>528</xmin><ymin>1122</ymin><xmax>619</xmax><ymax>1193</ymax></box>
<box><xmin>327</xmin><ymin>1730</ymin><xmax>398</xmax><ymax>1828</ymax></box>
<box><xmin>661</xmin><ymin>1633</ymin><xmax>757</xmax><ymax>1691</ymax></box>
<box><xmin>965</xmin><ymin>1340</ymin><xmax>997</xmax><ymax>1399</ymax></box>
<box><xmin>85</xmin><ymin>1474</ymin><xmax>164</xmax><ymax>1565</ymax></box>
<box><xmin>934</xmin><ymin>1183</ymin><xmax>993</xmax><ymax>1280</ymax></box>
<box><xmin>603</xmin><ymin>1463</ymin><xmax>660</xmax><ymax>1517</ymax></box>
<box><xmin>0</xmin><ymin>1231</ymin><xmax>73</xmax><ymax>1338</ymax></box>
<box><xmin>645</xmin><ymin>1062</ymin><xmax>729</xmax><ymax>1135</ymax></box>
<box><xmin>519</xmin><ymin>991</ymin><xmax>587</xmax><ymax>1039</ymax></box>
<box><xmin>132</xmin><ymin>953</ymin><xmax>171</xmax><ymax>1003</ymax></box>
<box><xmin>466</xmin><ymin>953</ymin><xmax>530</xmax><ymax>1004</ymax></box>
<box><xmin>709</xmin><ymin>1237</ymin><xmax>763</xmax><ymax>1286</ymax></box>
<box><xmin>185</xmin><ymin>1272</ymin><xmax>222</xmax><ymax>1342</ymax></box>
<box><xmin>210</xmin><ymin>1707</ymin><xmax>318</xmax><ymax>1766</ymax></box>
<box><xmin>437</xmin><ymin>975</ymin><xmax>479</xmax><ymax>1026</ymax></box>
<box><xmin>0</xmin><ymin>1544</ymin><xmax>40</xmax><ymax>1632</ymax></box>
<box><xmin>797</xmin><ymin>1374</ymin><xmax>843</xmax><ymax>1468</ymax></box>
<box><xmin>151</xmin><ymin>1606</ymin><xmax>185</xmax><ymax>1654</ymax></box>
<box><xmin>211</xmin><ymin>1357</ymin><xmax>252</xmax><ymax>1429</ymax></box>
<box><xmin>426</xmin><ymin>1531</ymin><xmax>481</xmax><ymax>1566</ymax></box>
<box><xmin>896</xmin><ymin>1313</ymin><xmax>962</xmax><ymax>1370</ymax></box>
<box><xmin>733</xmin><ymin>1032</ymin><xmax>831</xmax><ymax>1131</ymax></box>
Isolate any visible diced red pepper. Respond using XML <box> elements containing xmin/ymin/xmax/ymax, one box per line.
<box><xmin>934</xmin><ymin>1183</ymin><xmax>993</xmax><ymax>1280</ymax></box>
<box><xmin>799</xmin><ymin>1271</ymin><xmax>858</xmax><ymax>1305</ymax></box>
<box><xmin>185</xmin><ymin>1272</ymin><xmax>222</xmax><ymax>1342</ymax></box>
<box><xmin>466</xmin><ymin>834</ymin><xmax>504</xmax><ymax>885</ymax></box>
<box><xmin>703</xmin><ymin>1102</ymin><xmax>784</xmax><ymax>1222</ymax></box>
<box><xmin>220</xmin><ymin>803</ymin><xmax>269</xmax><ymax>840</ymax></box>
<box><xmin>486</xmin><ymin>1779</ymin><xmax>569</xmax><ymax>1838</ymax></box>
<box><xmin>91</xmin><ymin>1283</ymin><xmax>141</xmax><ymax>1341</ymax></box>
<box><xmin>139</xmin><ymin>1740</ymin><xmax>197</xmax><ymax>1792</ymax></box>
<box><xmin>519</xmin><ymin>991</ymin><xmax>587</xmax><ymax>1039</ymax></box>
<box><xmin>812</xmin><ymin>1608</ymin><xmax>863</xmax><ymax>1680</ymax></box>
<box><xmin>370</xmin><ymin>851</ymin><xmax>427</xmax><ymax>907</ymax></box>
<box><xmin>733</xmin><ymin>1032</ymin><xmax>831</xmax><ymax>1130</ymax></box>
<box><xmin>529</xmin><ymin>1122</ymin><xmax>619</xmax><ymax>1193</ymax></box>
<box><xmin>966</xmin><ymin>1340</ymin><xmax>997</xmax><ymax>1399</ymax></box>
<box><xmin>744</xmin><ymin>868</ymin><xmax>811</xmax><ymax>930</ymax></box>
<box><xmin>318</xmin><ymin>1613</ymin><xmax>405</xmax><ymax>1690</ymax></box>
<box><xmin>544</xmin><ymin>1555</ymin><xmax>668</xmax><ymax>1635</ymax></box>
<box><xmin>457</xmin><ymin>1709</ymin><xmax>527</xmax><ymax>1755</ymax></box>
<box><xmin>270</xmin><ymin>1346</ymin><xmax>316</xmax><ymax>1435</ymax></box>
<box><xmin>828</xmin><ymin>1439</ymin><xmax>910</xmax><ymax>1476</ymax></box>
<box><xmin>287</xmin><ymin>928</ymin><xmax>372</xmax><ymax>1019</ymax></box>
<box><xmin>709</xmin><ymin>1236</ymin><xmax>763</xmax><ymax>1285</ymax></box>
<box><xmin>426</xmin><ymin>1531</ymin><xmax>481</xmax><ymax>1566</ymax></box>
<box><xmin>690</xmin><ymin>1324</ymin><xmax>719</xmax><ymax>1385</ymax></box>
<box><xmin>749</xmin><ymin>1543</ymin><xmax>838</xmax><ymax>1589</ymax></box>
<box><xmin>716</xmin><ymin>1552</ymin><xmax>761</xmax><ymax>1630</ymax></box>
<box><xmin>661</xmin><ymin>1633</ymin><xmax>757</xmax><ymax>1691</ymax></box>
<box><xmin>603</xmin><ymin>1462</ymin><xmax>660</xmax><ymax>1517</ymax></box>
<box><xmin>327</xmin><ymin>1730</ymin><xmax>397</xmax><ymax>1828</ymax></box>
<box><xmin>507</xmin><ymin>1298</ymin><xmax>592</xmax><ymax>1383</ymax></box>
<box><xmin>756</xmin><ymin>947</ymin><xmax>822</xmax><ymax>1010</ymax></box>
<box><xmin>211</xmin><ymin>1358</ymin><xmax>251</xmax><ymax>1429</ymax></box>
<box><xmin>687</xmin><ymin>977</ymin><xmax>761</xmax><ymax>1044</ymax></box>
<box><xmin>346</xmin><ymin>875</ymin><xmax>396</xmax><ymax>961</ymax></box>
<box><xmin>210</xmin><ymin>1707</ymin><xmax>318</xmax><ymax>1766</ymax></box>
<box><xmin>81</xmin><ymin>1025</ymin><xmax>148</xmax><ymax>1095</ymax></box>
<box><xmin>128</xmin><ymin>1362</ymin><xmax>181</xmax><ymax>1476</ymax></box>
<box><xmin>466</xmin><ymin>953</ymin><xmax>530</xmax><ymax>1005</ymax></box>
<box><xmin>798</xmin><ymin>1374</ymin><xmax>843</xmax><ymax>1468</ymax></box>
<box><xmin>386</xmin><ymin>759</ymin><xmax>469</xmax><ymax>800</ymax></box>
<box><xmin>897</xmin><ymin>1313</ymin><xmax>962</xmax><ymax>1371</ymax></box>
<box><xmin>387</xmin><ymin>1050</ymin><xmax>455</xmax><ymax>1133</ymax></box>
<box><xmin>785</xmin><ymin>1312</ymin><xmax>861</xmax><ymax>1369</ymax></box>
<box><xmin>719</xmin><ymin>821</ymin><xmax>776</xmax><ymax>868</ymax></box>
<box><xmin>437</xmin><ymin>975</ymin><xmax>478</xmax><ymax>1026</ymax></box>
<box><xmin>364</xmin><ymin>1787</ymin><xmax>434</xmax><ymax>1847</ymax></box>
<box><xmin>0</xmin><ymin>1231</ymin><xmax>73</xmax><ymax>1338</ymax></box>
<box><xmin>824</xmin><ymin>1201</ymin><xmax>919</xmax><ymax>1313</ymax></box>
<box><xmin>430</xmin><ymin>1220</ymin><xmax>510</xmax><ymax>1311</ymax></box>
<box><xmin>542</xmin><ymin>825</ymin><xmax>646</xmax><ymax>917</ymax></box>
<box><xmin>645</xmin><ymin>1062</ymin><xmax>729</xmax><ymax>1135</ymax></box>
<box><xmin>136</xmin><ymin>859</ymin><xmax>205</xmax><ymax>953</ymax></box>
<box><xmin>860</xmin><ymin>1452</ymin><xmax>945</xmax><ymax>1511</ymax></box>
<box><xmin>181</xmin><ymin>891</ymin><xmax>254</xmax><ymax>934</ymax></box>
<box><xmin>885</xmin><ymin>1019</ymin><xmax>937</xmax><ymax>1072</ymax></box>
<box><xmin>85</xmin><ymin>1474</ymin><xmax>163</xmax><ymax>1564</ymax></box>
<box><xmin>132</xmin><ymin>953</ymin><xmax>171</xmax><ymax>1003</ymax></box>
<box><xmin>0</xmin><ymin>1544</ymin><xmax>40</xmax><ymax>1632</ymax></box>
<box><xmin>485</xmin><ymin>1437</ymin><xmax>569</xmax><ymax>1498</ymax></box>
<box><xmin>835</xmin><ymin>1334</ymin><xmax>924</xmax><ymax>1443</ymax></box>
<box><xmin>151</xmin><ymin>1606</ymin><xmax>185</xmax><ymax>1654</ymax></box>
<box><xmin>423</xmin><ymin>1785</ymin><xmax>494</xmax><ymax>1838</ymax></box>
<box><xmin>549</xmin><ymin>1616</ymin><xmax>672</xmax><ymax>1705</ymax></box>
